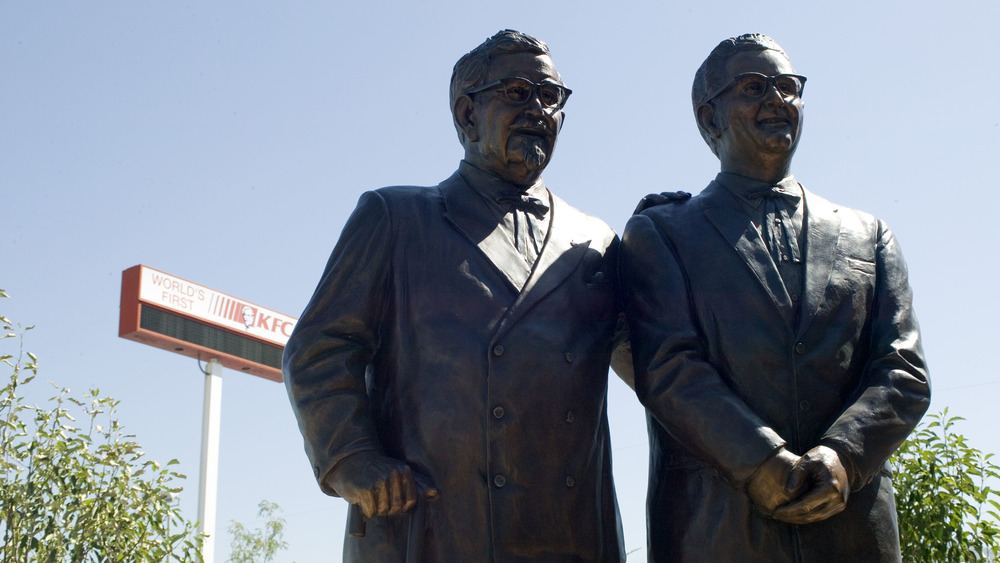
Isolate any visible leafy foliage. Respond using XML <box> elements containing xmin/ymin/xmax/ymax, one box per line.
<box><xmin>0</xmin><ymin>290</ymin><xmax>204</xmax><ymax>562</ymax></box>
<box><xmin>892</xmin><ymin>409</ymin><xmax>1000</xmax><ymax>562</ymax></box>
<box><xmin>227</xmin><ymin>500</ymin><xmax>289</xmax><ymax>563</ymax></box>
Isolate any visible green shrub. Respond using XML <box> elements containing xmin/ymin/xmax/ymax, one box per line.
<box><xmin>892</xmin><ymin>409</ymin><xmax>1000</xmax><ymax>562</ymax></box>
<box><xmin>0</xmin><ymin>290</ymin><xmax>203</xmax><ymax>562</ymax></box>
<box><xmin>227</xmin><ymin>500</ymin><xmax>289</xmax><ymax>563</ymax></box>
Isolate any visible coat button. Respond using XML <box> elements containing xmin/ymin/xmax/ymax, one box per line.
<box><xmin>493</xmin><ymin>406</ymin><xmax>505</xmax><ymax>419</ymax></box>
<box><xmin>493</xmin><ymin>345</ymin><xmax>504</xmax><ymax>356</ymax></box>
<box><xmin>799</xmin><ymin>400</ymin><xmax>810</xmax><ymax>412</ymax></box>
<box><xmin>794</xmin><ymin>342</ymin><xmax>805</xmax><ymax>354</ymax></box>
<box><xmin>493</xmin><ymin>474</ymin><xmax>506</xmax><ymax>488</ymax></box>
<box><xmin>565</xmin><ymin>411</ymin><xmax>576</xmax><ymax>423</ymax></box>
<box><xmin>565</xmin><ymin>476</ymin><xmax>575</xmax><ymax>487</ymax></box>
<box><xmin>564</xmin><ymin>352</ymin><xmax>575</xmax><ymax>363</ymax></box>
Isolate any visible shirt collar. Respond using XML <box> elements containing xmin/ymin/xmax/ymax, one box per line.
<box><xmin>715</xmin><ymin>171</ymin><xmax>801</xmax><ymax>208</ymax></box>
<box><xmin>458</xmin><ymin>160</ymin><xmax>548</xmax><ymax>210</ymax></box>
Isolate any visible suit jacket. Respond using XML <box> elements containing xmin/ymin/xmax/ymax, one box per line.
<box><xmin>284</xmin><ymin>167</ymin><xmax>625</xmax><ymax>562</ymax></box>
<box><xmin>621</xmin><ymin>180</ymin><xmax>930</xmax><ymax>563</ymax></box>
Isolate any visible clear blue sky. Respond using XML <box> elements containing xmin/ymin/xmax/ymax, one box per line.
<box><xmin>3</xmin><ymin>1</ymin><xmax>997</xmax><ymax>561</ymax></box>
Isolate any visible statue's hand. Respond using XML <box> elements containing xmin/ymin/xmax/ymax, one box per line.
<box><xmin>746</xmin><ymin>447</ymin><xmax>802</xmax><ymax>515</ymax></box>
<box><xmin>771</xmin><ymin>445</ymin><xmax>849</xmax><ymax>524</ymax></box>
<box><xmin>328</xmin><ymin>452</ymin><xmax>435</xmax><ymax>519</ymax></box>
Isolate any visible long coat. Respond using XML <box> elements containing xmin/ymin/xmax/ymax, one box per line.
<box><xmin>620</xmin><ymin>181</ymin><xmax>930</xmax><ymax>562</ymax></box>
<box><xmin>284</xmin><ymin>169</ymin><xmax>625</xmax><ymax>562</ymax></box>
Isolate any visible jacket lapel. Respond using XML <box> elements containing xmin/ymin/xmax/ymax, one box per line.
<box><xmin>796</xmin><ymin>188</ymin><xmax>841</xmax><ymax>335</ymax></box>
<box><xmin>700</xmin><ymin>182</ymin><xmax>796</xmax><ymax>329</ymax></box>
<box><xmin>496</xmin><ymin>192</ymin><xmax>592</xmax><ymax>335</ymax></box>
<box><xmin>440</xmin><ymin>172</ymin><xmax>532</xmax><ymax>292</ymax></box>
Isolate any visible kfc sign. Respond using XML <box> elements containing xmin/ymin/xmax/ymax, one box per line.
<box><xmin>136</xmin><ymin>266</ymin><xmax>295</xmax><ymax>346</ymax></box>
<box><xmin>119</xmin><ymin>265</ymin><xmax>295</xmax><ymax>382</ymax></box>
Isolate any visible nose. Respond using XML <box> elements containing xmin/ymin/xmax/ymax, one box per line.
<box><xmin>520</xmin><ymin>95</ymin><xmax>559</xmax><ymax>131</ymax></box>
<box><xmin>522</xmin><ymin>91</ymin><xmax>547</xmax><ymax>115</ymax></box>
<box><xmin>762</xmin><ymin>83</ymin><xmax>786</xmax><ymax>106</ymax></box>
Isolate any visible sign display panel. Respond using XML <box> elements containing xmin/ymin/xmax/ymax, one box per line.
<box><xmin>119</xmin><ymin>265</ymin><xmax>296</xmax><ymax>382</ymax></box>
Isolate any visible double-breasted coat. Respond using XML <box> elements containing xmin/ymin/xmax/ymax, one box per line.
<box><xmin>620</xmin><ymin>180</ymin><xmax>930</xmax><ymax>562</ymax></box>
<box><xmin>284</xmin><ymin>168</ymin><xmax>625</xmax><ymax>562</ymax></box>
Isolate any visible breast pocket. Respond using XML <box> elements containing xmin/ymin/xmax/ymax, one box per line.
<box><xmin>845</xmin><ymin>256</ymin><xmax>876</xmax><ymax>276</ymax></box>
<box><xmin>833</xmin><ymin>255</ymin><xmax>877</xmax><ymax>316</ymax></box>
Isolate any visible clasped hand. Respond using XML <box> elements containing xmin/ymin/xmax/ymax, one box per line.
<box><xmin>746</xmin><ymin>445</ymin><xmax>849</xmax><ymax>525</ymax></box>
<box><xmin>328</xmin><ymin>452</ymin><xmax>438</xmax><ymax>519</ymax></box>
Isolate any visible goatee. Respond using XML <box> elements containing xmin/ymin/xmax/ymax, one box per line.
<box><xmin>511</xmin><ymin>136</ymin><xmax>548</xmax><ymax>171</ymax></box>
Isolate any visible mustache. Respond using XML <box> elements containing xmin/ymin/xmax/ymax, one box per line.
<box><xmin>757</xmin><ymin>107</ymin><xmax>792</xmax><ymax>122</ymax></box>
<box><xmin>509</xmin><ymin>118</ymin><xmax>554</xmax><ymax>135</ymax></box>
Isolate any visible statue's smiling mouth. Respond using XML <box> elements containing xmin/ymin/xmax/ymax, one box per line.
<box><xmin>757</xmin><ymin>115</ymin><xmax>789</xmax><ymax>125</ymax></box>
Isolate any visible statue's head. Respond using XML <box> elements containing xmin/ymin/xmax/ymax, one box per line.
<box><xmin>692</xmin><ymin>34</ymin><xmax>805</xmax><ymax>170</ymax></box>
<box><xmin>450</xmin><ymin>30</ymin><xmax>571</xmax><ymax>187</ymax></box>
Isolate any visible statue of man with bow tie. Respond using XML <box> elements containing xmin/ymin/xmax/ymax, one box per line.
<box><xmin>283</xmin><ymin>30</ymin><xmax>628</xmax><ymax>562</ymax></box>
<box><xmin>621</xmin><ymin>34</ymin><xmax>930</xmax><ymax>562</ymax></box>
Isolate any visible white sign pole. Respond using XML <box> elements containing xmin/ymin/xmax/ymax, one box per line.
<box><xmin>198</xmin><ymin>358</ymin><xmax>223</xmax><ymax>563</ymax></box>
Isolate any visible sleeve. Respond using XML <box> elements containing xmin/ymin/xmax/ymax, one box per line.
<box><xmin>820</xmin><ymin>220</ymin><xmax>931</xmax><ymax>490</ymax></box>
<box><xmin>606</xmin><ymin>234</ymin><xmax>636</xmax><ymax>389</ymax></box>
<box><xmin>282</xmin><ymin>190</ymin><xmax>393</xmax><ymax>496</ymax></box>
<box><xmin>621</xmin><ymin>212</ymin><xmax>785</xmax><ymax>488</ymax></box>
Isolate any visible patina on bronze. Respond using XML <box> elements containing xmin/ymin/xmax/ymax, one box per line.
<box><xmin>621</xmin><ymin>34</ymin><xmax>930</xmax><ymax>562</ymax></box>
<box><xmin>284</xmin><ymin>30</ymin><xmax>626</xmax><ymax>562</ymax></box>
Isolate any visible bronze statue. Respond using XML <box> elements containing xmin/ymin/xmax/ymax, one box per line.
<box><xmin>284</xmin><ymin>30</ymin><xmax>626</xmax><ymax>562</ymax></box>
<box><xmin>621</xmin><ymin>34</ymin><xmax>930</xmax><ymax>562</ymax></box>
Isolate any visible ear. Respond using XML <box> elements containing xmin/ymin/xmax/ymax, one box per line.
<box><xmin>454</xmin><ymin>95</ymin><xmax>479</xmax><ymax>142</ymax></box>
<box><xmin>697</xmin><ymin>103</ymin><xmax>722</xmax><ymax>139</ymax></box>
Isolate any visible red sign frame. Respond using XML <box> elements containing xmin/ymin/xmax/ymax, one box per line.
<box><xmin>119</xmin><ymin>265</ymin><xmax>294</xmax><ymax>382</ymax></box>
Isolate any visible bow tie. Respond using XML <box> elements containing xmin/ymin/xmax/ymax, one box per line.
<box><xmin>496</xmin><ymin>193</ymin><xmax>550</xmax><ymax>219</ymax></box>
<box><xmin>747</xmin><ymin>185</ymin><xmax>801</xmax><ymax>206</ymax></box>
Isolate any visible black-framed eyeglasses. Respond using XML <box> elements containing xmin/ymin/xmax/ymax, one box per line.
<box><xmin>465</xmin><ymin>77</ymin><xmax>572</xmax><ymax>110</ymax></box>
<box><xmin>704</xmin><ymin>72</ymin><xmax>807</xmax><ymax>104</ymax></box>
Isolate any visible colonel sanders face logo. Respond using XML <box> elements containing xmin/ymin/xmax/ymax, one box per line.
<box><xmin>241</xmin><ymin>305</ymin><xmax>256</xmax><ymax>329</ymax></box>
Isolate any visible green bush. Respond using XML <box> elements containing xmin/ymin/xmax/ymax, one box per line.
<box><xmin>892</xmin><ymin>409</ymin><xmax>1000</xmax><ymax>562</ymax></box>
<box><xmin>227</xmin><ymin>500</ymin><xmax>289</xmax><ymax>563</ymax></box>
<box><xmin>0</xmin><ymin>290</ymin><xmax>203</xmax><ymax>562</ymax></box>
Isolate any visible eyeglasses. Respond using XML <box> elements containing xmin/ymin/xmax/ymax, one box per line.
<box><xmin>705</xmin><ymin>72</ymin><xmax>807</xmax><ymax>104</ymax></box>
<box><xmin>465</xmin><ymin>77</ymin><xmax>572</xmax><ymax>110</ymax></box>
